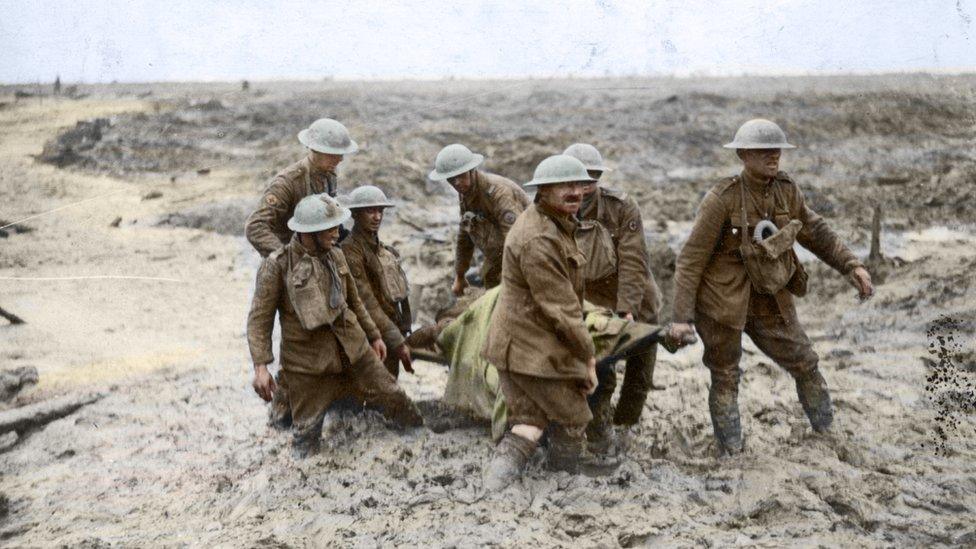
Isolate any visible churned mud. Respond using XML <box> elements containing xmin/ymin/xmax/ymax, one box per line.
<box><xmin>1</xmin><ymin>76</ymin><xmax>975</xmax><ymax>546</ymax></box>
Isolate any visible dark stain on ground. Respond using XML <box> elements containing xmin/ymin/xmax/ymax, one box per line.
<box><xmin>924</xmin><ymin>314</ymin><xmax>976</xmax><ymax>455</ymax></box>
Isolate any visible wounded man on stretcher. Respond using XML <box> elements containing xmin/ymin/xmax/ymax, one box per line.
<box><xmin>407</xmin><ymin>287</ymin><xmax>691</xmax><ymax>441</ymax></box>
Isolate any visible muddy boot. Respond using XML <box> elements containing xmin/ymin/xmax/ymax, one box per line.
<box><xmin>268</xmin><ymin>373</ymin><xmax>292</xmax><ymax>430</ymax></box>
<box><xmin>405</xmin><ymin>319</ymin><xmax>450</xmax><ymax>350</ymax></box>
<box><xmin>586</xmin><ymin>363</ymin><xmax>617</xmax><ymax>455</ymax></box>
<box><xmin>483</xmin><ymin>432</ymin><xmax>537</xmax><ymax>491</ymax></box>
<box><xmin>613</xmin><ymin>349</ymin><xmax>658</xmax><ymax>426</ymax></box>
<box><xmin>708</xmin><ymin>380</ymin><xmax>743</xmax><ymax>456</ymax></box>
<box><xmin>795</xmin><ymin>369</ymin><xmax>833</xmax><ymax>433</ymax></box>
<box><xmin>546</xmin><ymin>423</ymin><xmax>585</xmax><ymax>473</ymax></box>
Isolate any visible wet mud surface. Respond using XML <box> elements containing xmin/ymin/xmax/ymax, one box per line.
<box><xmin>1</xmin><ymin>76</ymin><xmax>975</xmax><ymax>546</ymax></box>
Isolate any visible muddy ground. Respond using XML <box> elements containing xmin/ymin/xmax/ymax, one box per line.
<box><xmin>1</xmin><ymin>76</ymin><xmax>975</xmax><ymax>546</ymax></box>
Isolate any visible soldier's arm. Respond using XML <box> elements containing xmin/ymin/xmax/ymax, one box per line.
<box><xmin>346</xmin><ymin>251</ymin><xmax>405</xmax><ymax>349</ymax></box>
<box><xmin>246</xmin><ymin>256</ymin><xmax>282</xmax><ymax>366</ymax></box>
<box><xmin>614</xmin><ymin>200</ymin><xmax>650</xmax><ymax>316</ymax></box>
<box><xmin>454</xmin><ymin>225</ymin><xmax>475</xmax><ymax>278</ymax></box>
<box><xmin>794</xmin><ymin>187</ymin><xmax>862</xmax><ymax>274</ymax></box>
<box><xmin>493</xmin><ymin>188</ymin><xmax>525</xmax><ymax>238</ymax></box>
<box><xmin>521</xmin><ymin>237</ymin><xmax>596</xmax><ymax>363</ymax></box>
<box><xmin>245</xmin><ymin>177</ymin><xmax>294</xmax><ymax>257</ymax></box>
<box><xmin>672</xmin><ymin>191</ymin><xmax>726</xmax><ymax>323</ymax></box>
<box><xmin>341</xmin><ymin>257</ymin><xmax>382</xmax><ymax>343</ymax></box>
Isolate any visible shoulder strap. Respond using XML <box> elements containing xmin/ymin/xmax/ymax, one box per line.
<box><xmin>738</xmin><ymin>178</ymin><xmax>749</xmax><ymax>247</ymax></box>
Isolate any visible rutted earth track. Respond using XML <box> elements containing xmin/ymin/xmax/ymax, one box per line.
<box><xmin>0</xmin><ymin>77</ymin><xmax>974</xmax><ymax>546</ymax></box>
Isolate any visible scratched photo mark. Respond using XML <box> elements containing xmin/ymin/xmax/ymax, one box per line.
<box><xmin>924</xmin><ymin>314</ymin><xmax>976</xmax><ymax>456</ymax></box>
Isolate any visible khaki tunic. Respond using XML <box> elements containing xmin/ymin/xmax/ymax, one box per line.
<box><xmin>579</xmin><ymin>187</ymin><xmax>662</xmax><ymax>322</ymax></box>
<box><xmin>482</xmin><ymin>202</ymin><xmax>595</xmax><ymax>380</ymax></box>
<box><xmin>340</xmin><ymin>225</ymin><xmax>410</xmax><ymax>351</ymax></box>
<box><xmin>245</xmin><ymin>157</ymin><xmax>339</xmax><ymax>257</ymax></box>
<box><xmin>247</xmin><ymin>237</ymin><xmax>381</xmax><ymax>375</ymax></box>
<box><xmin>673</xmin><ymin>170</ymin><xmax>862</xmax><ymax>329</ymax></box>
<box><xmin>455</xmin><ymin>170</ymin><xmax>530</xmax><ymax>286</ymax></box>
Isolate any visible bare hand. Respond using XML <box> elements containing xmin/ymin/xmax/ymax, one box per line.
<box><xmin>252</xmin><ymin>363</ymin><xmax>276</xmax><ymax>402</ymax></box>
<box><xmin>372</xmin><ymin>339</ymin><xmax>387</xmax><ymax>361</ymax></box>
<box><xmin>451</xmin><ymin>274</ymin><xmax>468</xmax><ymax>297</ymax></box>
<box><xmin>849</xmin><ymin>266</ymin><xmax>874</xmax><ymax>301</ymax></box>
<box><xmin>581</xmin><ymin>357</ymin><xmax>598</xmax><ymax>396</ymax></box>
<box><xmin>668</xmin><ymin>322</ymin><xmax>696</xmax><ymax>345</ymax></box>
<box><xmin>396</xmin><ymin>343</ymin><xmax>414</xmax><ymax>374</ymax></box>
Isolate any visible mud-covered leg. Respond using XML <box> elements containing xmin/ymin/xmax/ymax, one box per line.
<box><xmin>352</xmin><ymin>353</ymin><xmax>423</xmax><ymax>428</ymax></box>
<box><xmin>585</xmin><ymin>362</ymin><xmax>618</xmax><ymax>454</ymax></box>
<box><xmin>268</xmin><ymin>370</ymin><xmax>292</xmax><ymax>430</ymax></box>
<box><xmin>547</xmin><ymin>423</ymin><xmax>586</xmax><ymax>473</ymax></box>
<box><xmin>291</xmin><ymin>411</ymin><xmax>326</xmax><ymax>458</ymax></box>
<box><xmin>697</xmin><ymin>314</ymin><xmax>745</xmax><ymax>455</ymax></box>
<box><xmin>613</xmin><ymin>345</ymin><xmax>659</xmax><ymax>426</ymax></box>
<box><xmin>383</xmin><ymin>352</ymin><xmax>400</xmax><ymax>379</ymax></box>
<box><xmin>746</xmin><ymin>315</ymin><xmax>832</xmax><ymax>433</ymax></box>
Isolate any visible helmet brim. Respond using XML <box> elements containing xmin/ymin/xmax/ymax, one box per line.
<box><xmin>286</xmin><ymin>208</ymin><xmax>352</xmax><ymax>233</ymax></box>
<box><xmin>428</xmin><ymin>154</ymin><xmax>485</xmax><ymax>181</ymax></box>
<box><xmin>298</xmin><ymin>129</ymin><xmax>359</xmax><ymax>155</ymax></box>
<box><xmin>722</xmin><ymin>141</ymin><xmax>796</xmax><ymax>150</ymax></box>
<box><xmin>348</xmin><ymin>201</ymin><xmax>395</xmax><ymax>210</ymax></box>
<box><xmin>523</xmin><ymin>175</ymin><xmax>597</xmax><ymax>188</ymax></box>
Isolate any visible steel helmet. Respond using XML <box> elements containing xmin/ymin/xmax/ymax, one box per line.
<box><xmin>563</xmin><ymin>143</ymin><xmax>612</xmax><ymax>172</ymax></box>
<box><xmin>287</xmin><ymin>194</ymin><xmax>351</xmax><ymax>233</ymax></box>
<box><xmin>428</xmin><ymin>144</ymin><xmax>485</xmax><ymax>181</ymax></box>
<box><xmin>723</xmin><ymin>119</ymin><xmax>795</xmax><ymax>149</ymax></box>
<box><xmin>297</xmin><ymin>118</ymin><xmax>359</xmax><ymax>155</ymax></box>
<box><xmin>343</xmin><ymin>185</ymin><xmax>395</xmax><ymax>210</ymax></box>
<box><xmin>523</xmin><ymin>155</ymin><xmax>596</xmax><ymax>188</ymax></box>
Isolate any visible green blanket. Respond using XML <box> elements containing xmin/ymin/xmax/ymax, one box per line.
<box><xmin>436</xmin><ymin>287</ymin><xmax>662</xmax><ymax>441</ymax></box>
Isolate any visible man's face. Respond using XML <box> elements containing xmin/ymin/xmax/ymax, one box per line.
<box><xmin>447</xmin><ymin>171</ymin><xmax>473</xmax><ymax>195</ymax></box>
<box><xmin>353</xmin><ymin>207</ymin><xmax>385</xmax><ymax>233</ymax></box>
<box><xmin>312</xmin><ymin>226</ymin><xmax>341</xmax><ymax>251</ymax></box>
<box><xmin>738</xmin><ymin>148</ymin><xmax>781</xmax><ymax>179</ymax></box>
<box><xmin>539</xmin><ymin>181</ymin><xmax>586</xmax><ymax>216</ymax></box>
<box><xmin>310</xmin><ymin>151</ymin><xmax>344</xmax><ymax>172</ymax></box>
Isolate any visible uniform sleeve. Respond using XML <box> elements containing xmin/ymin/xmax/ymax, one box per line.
<box><xmin>614</xmin><ymin>199</ymin><xmax>650</xmax><ymax>315</ymax></box>
<box><xmin>346</xmin><ymin>249</ymin><xmax>405</xmax><ymax>349</ymax></box>
<box><xmin>672</xmin><ymin>191</ymin><xmax>727</xmax><ymax>323</ymax></box>
<box><xmin>520</xmin><ymin>237</ymin><xmax>595</xmax><ymax>363</ymax></box>
<box><xmin>454</xmin><ymin>218</ymin><xmax>475</xmax><ymax>278</ymax></box>
<box><xmin>342</xmin><ymin>259</ymin><xmax>382</xmax><ymax>343</ymax></box>
<box><xmin>793</xmin><ymin>186</ymin><xmax>862</xmax><ymax>274</ymax></box>
<box><xmin>245</xmin><ymin>177</ymin><xmax>294</xmax><ymax>257</ymax></box>
<box><xmin>493</xmin><ymin>187</ymin><xmax>526</xmax><ymax>237</ymax></box>
<box><xmin>246</xmin><ymin>257</ymin><xmax>282</xmax><ymax>365</ymax></box>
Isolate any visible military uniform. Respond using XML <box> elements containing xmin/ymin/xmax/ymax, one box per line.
<box><xmin>245</xmin><ymin>157</ymin><xmax>339</xmax><ymax>258</ymax></box>
<box><xmin>341</xmin><ymin>225</ymin><xmax>412</xmax><ymax>377</ymax></box>
<box><xmin>455</xmin><ymin>171</ymin><xmax>530</xmax><ymax>289</ymax></box>
<box><xmin>247</xmin><ymin>236</ymin><xmax>421</xmax><ymax>453</ymax></box>
<box><xmin>673</xmin><ymin>170</ymin><xmax>861</xmax><ymax>449</ymax></box>
<box><xmin>482</xmin><ymin>202</ymin><xmax>595</xmax><ymax>451</ymax></box>
<box><xmin>577</xmin><ymin>187</ymin><xmax>663</xmax><ymax>434</ymax></box>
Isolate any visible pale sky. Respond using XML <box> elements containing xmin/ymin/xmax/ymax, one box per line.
<box><xmin>1</xmin><ymin>0</ymin><xmax>973</xmax><ymax>83</ymax></box>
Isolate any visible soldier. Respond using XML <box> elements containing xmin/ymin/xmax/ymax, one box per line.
<box><xmin>247</xmin><ymin>194</ymin><xmax>423</xmax><ymax>457</ymax></box>
<box><xmin>245</xmin><ymin>118</ymin><xmax>358</xmax><ymax>257</ymax></box>
<box><xmin>564</xmin><ymin>143</ymin><xmax>663</xmax><ymax>454</ymax></box>
<box><xmin>669</xmin><ymin>119</ymin><xmax>874</xmax><ymax>455</ymax></box>
<box><xmin>341</xmin><ymin>185</ymin><xmax>414</xmax><ymax>378</ymax></box>
<box><xmin>246</xmin><ymin>118</ymin><xmax>358</xmax><ymax>428</ymax></box>
<box><xmin>427</xmin><ymin>144</ymin><xmax>529</xmax><ymax>295</ymax></box>
<box><xmin>481</xmin><ymin>154</ymin><xmax>599</xmax><ymax>491</ymax></box>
